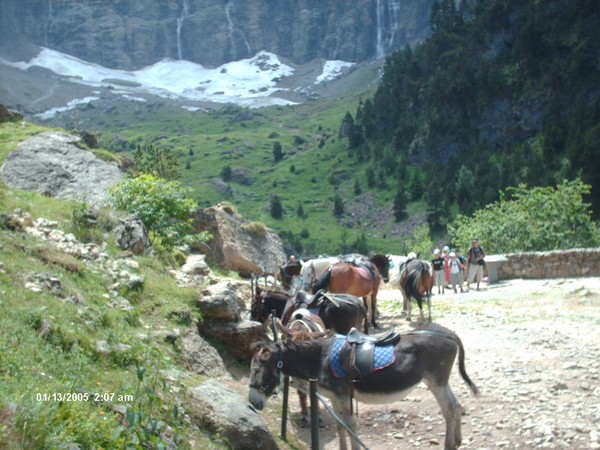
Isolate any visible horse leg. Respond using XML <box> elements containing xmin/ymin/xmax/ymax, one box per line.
<box><xmin>298</xmin><ymin>390</ymin><xmax>309</xmax><ymax>428</ymax></box>
<box><xmin>426</xmin><ymin>383</ymin><xmax>463</xmax><ymax>450</ymax></box>
<box><xmin>418</xmin><ymin>303</ymin><xmax>425</xmax><ymax>324</ymax></box>
<box><xmin>370</xmin><ymin>292</ymin><xmax>379</xmax><ymax>329</ymax></box>
<box><xmin>427</xmin><ymin>291</ymin><xmax>433</xmax><ymax>323</ymax></box>
<box><xmin>406</xmin><ymin>297</ymin><xmax>412</xmax><ymax>322</ymax></box>
<box><xmin>297</xmin><ymin>390</ymin><xmax>324</xmax><ymax>429</ymax></box>
<box><xmin>363</xmin><ymin>296</ymin><xmax>372</xmax><ymax>331</ymax></box>
<box><xmin>401</xmin><ymin>291</ymin><xmax>408</xmax><ymax>316</ymax></box>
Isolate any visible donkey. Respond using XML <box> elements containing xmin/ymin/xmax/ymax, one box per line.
<box><xmin>249</xmin><ymin>323</ymin><xmax>479</xmax><ymax>450</ymax></box>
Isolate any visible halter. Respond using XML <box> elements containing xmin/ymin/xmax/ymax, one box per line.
<box><xmin>249</xmin><ymin>342</ymin><xmax>285</xmax><ymax>397</ymax></box>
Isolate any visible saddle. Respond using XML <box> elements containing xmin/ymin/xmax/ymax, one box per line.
<box><xmin>295</xmin><ymin>290</ymin><xmax>349</xmax><ymax>309</ymax></box>
<box><xmin>339</xmin><ymin>255</ymin><xmax>378</xmax><ymax>281</ymax></box>
<box><xmin>295</xmin><ymin>290</ymin><xmax>323</xmax><ymax>308</ymax></box>
<box><xmin>337</xmin><ymin>328</ymin><xmax>401</xmax><ymax>382</ymax></box>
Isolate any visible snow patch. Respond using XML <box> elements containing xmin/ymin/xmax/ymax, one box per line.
<box><xmin>316</xmin><ymin>60</ymin><xmax>354</xmax><ymax>84</ymax></box>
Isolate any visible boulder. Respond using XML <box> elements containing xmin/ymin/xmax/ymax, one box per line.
<box><xmin>112</xmin><ymin>214</ymin><xmax>151</xmax><ymax>255</ymax></box>
<box><xmin>0</xmin><ymin>131</ymin><xmax>122</xmax><ymax>205</ymax></box>
<box><xmin>186</xmin><ymin>380</ymin><xmax>278</xmax><ymax>450</ymax></box>
<box><xmin>199</xmin><ymin>320</ymin><xmax>268</xmax><ymax>362</ymax></box>
<box><xmin>181</xmin><ymin>254</ymin><xmax>210</xmax><ymax>276</ymax></box>
<box><xmin>180</xmin><ymin>331</ymin><xmax>230</xmax><ymax>379</ymax></box>
<box><xmin>192</xmin><ymin>203</ymin><xmax>286</xmax><ymax>277</ymax></box>
<box><xmin>196</xmin><ymin>281</ymin><xmax>245</xmax><ymax>321</ymax></box>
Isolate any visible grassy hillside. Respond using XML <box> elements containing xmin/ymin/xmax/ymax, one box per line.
<box><xmin>92</xmin><ymin>77</ymin><xmax>423</xmax><ymax>257</ymax></box>
<box><xmin>0</xmin><ymin>122</ymin><xmax>298</xmax><ymax>448</ymax></box>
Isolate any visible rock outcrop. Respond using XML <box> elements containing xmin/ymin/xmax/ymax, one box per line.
<box><xmin>192</xmin><ymin>203</ymin><xmax>286</xmax><ymax>277</ymax></box>
<box><xmin>112</xmin><ymin>214</ymin><xmax>151</xmax><ymax>256</ymax></box>
<box><xmin>0</xmin><ymin>131</ymin><xmax>122</xmax><ymax>206</ymax></box>
<box><xmin>0</xmin><ymin>0</ymin><xmax>433</xmax><ymax>69</ymax></box>
<box><xmin>187</xmin><ymin>380</ymin><xmax>279</xmax><ymax>450</ymax></box>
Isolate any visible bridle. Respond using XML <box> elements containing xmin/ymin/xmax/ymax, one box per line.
<box><xmin>249</xmin><ymin>342</ymin><xmax>285</xmax><ymax>397</ymax></box>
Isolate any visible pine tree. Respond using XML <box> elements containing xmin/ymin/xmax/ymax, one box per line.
<box><xmin>273</xmin><ymin>142</ymin><xmax>283</xmax><ymax>162</ymax></box>
<box><xmin>333</xmin><ymin>193</ymin><xmax>344</xmax><ymax>216</ymax></box>
<box><xmin>270</xmin><ymin>195</ymin><xmax>283</xmax><ymax>219</ymax></box>
<box><xmin>393</xmin><ymin>185</ymin><xmax>408</xmax><ymax>222</ymax></box>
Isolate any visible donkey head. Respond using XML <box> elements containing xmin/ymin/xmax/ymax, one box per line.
<box><xmin>248</xmin><ymin>341</ymin><xmax>282</xmax><ymax>410</ymax></box>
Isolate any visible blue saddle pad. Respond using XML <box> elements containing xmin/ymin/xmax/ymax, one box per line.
<box><xmin>330</xmin><ymin>335</ymin><xmax>395</xmax><ymax>378</ymax></box>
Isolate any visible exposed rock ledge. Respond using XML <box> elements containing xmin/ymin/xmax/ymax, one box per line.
<box><xmin>1</xmin><ymin>130</ymin><xmax>122</xmax><ymax>205</ymax></box>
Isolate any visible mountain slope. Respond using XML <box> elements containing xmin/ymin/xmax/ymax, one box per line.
<box><xmin>350</xmin><ymin>0</ymin><xmax>600</xmax><ymax>222</ymax></box>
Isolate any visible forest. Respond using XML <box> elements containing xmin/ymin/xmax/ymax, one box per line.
<box><xmin>343</xmin><ymin>0</ymin><xmax>600</xmax><ymax>228</ymax></box>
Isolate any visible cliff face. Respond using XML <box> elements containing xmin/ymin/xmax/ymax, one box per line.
<box><xmin>0</xmin><ymin>0</ymin><xmax>433</xmax><ymax>70</ymax></box>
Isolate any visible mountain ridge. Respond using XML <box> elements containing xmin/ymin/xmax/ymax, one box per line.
<box><xmin>0</xmin><ymin>0</ymin><xmax>433</xmax><ymax>70</ymax></box>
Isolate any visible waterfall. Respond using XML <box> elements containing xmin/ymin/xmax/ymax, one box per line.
<box><xmin>225</xmin><ymin>0</ymin><xmax>237</xmax><ymax>59</ymax></box>
<box><xmin>376</xmin><ymin>0</ymin><xmax>384</xmax><ymax>58</ymax></box>
<box><xmin>45</xmin><ymin>0</ymin><xmax>54</xmax><ymax>47</ymax></box>
<box><xmin>225</xmin><ymin>0</ymin><xmax>252</xmax><ymax>60</ymax></box>
<box><xmin>177</xmin><ymin>0</ymin><xmax>190</xmax><ymax>60</ymax></box>
<box><xmin>375</xmin><ymin>0</ymin><xmax>402</xmax><ymax>59</ymax></box>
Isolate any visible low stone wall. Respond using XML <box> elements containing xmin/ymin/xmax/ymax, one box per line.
<box><xmin>496</xmin><ymin>248</ymin><xmax>600</xmax><ymax>280</ymax></box>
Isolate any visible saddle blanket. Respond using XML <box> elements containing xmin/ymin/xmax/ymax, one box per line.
<box><xmin>330</xmin><ymin>334</ymin><xmax>395</xmax><ymax>378</ymax></box>
<box><xmin>354</xmin><ymin>266</ymin><xmax>372</xmax><ymax>282</ymax></box>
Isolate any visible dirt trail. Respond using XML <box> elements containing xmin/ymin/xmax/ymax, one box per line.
<box><xmin>262</xmin><ymin>277</ymin><xmax>600</xmax><ymax>449</ymax></box>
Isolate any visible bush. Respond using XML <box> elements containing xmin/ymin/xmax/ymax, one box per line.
<box><xmin>448</xmin><ymin>178</ymin><xmax>600</xmax><ymax>253</ymax></box>
<box><xmin>110</xmin><ymin>174</ymin><xmax>208</xmax><ymax>250</ymax></box>
<box><xmin>242</xmin><ymin>221</ymin><xmax>268</xmax><ymax>238</ymax></box>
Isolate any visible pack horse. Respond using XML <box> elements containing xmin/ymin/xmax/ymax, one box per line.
<box><xmin>313</xmin><ymin>254</ymin><xmax>390</xmax><ymax>329</ymax></box>
<box><xmin>399</xmin><ymin>258</ymin><xmax>434</xmax><ymax>323</ymax></box>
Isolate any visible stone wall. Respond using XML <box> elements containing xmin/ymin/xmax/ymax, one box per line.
<box><xmin>496</xmin><ymin>248</ymin><xmax>600</xmax><ymax>280</ymax></box>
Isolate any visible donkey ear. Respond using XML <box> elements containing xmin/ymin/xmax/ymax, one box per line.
<box><xmin>275</xmin><ymin>319</ymin><xmax>293</xmax><ymax>338</ymax></box>
<box><xmin>259</xmin><ymin>348</ymin><xmax>272</xmax><ymax>361</ymax></box>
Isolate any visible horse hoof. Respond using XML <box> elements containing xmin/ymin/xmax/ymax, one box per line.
<box><xmin>300</xmin><ymin>418</ymin><xmax>309</xmax><ymax>428</ymax></box>
<box><xmin>319</xmin><ymin>417</ymin><xmax>326</xmax><ymax>428</ymax></box>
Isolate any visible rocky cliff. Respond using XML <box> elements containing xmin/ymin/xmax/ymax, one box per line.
<box><xmin>1</xmin><ymin>0</ymin><xmax>433</xmax><ymax>70</ymax></box>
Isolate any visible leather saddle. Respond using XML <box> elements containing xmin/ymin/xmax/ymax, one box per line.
<box><xmin>339</xmin><ymin>328</ymin><xmax>401</xmax><ymax>382</ymax></box>
<box><xmin>295</xmin><ymin>290</ymin><xmax>324</xmax><ymax>308</ymax></box>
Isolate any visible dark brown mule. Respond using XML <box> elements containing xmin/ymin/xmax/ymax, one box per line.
<box><xmin>280</xmin><ymin>290</ymin><xmax>368</xmax><ymax>335</ymax></box>
<box><xmin>278</xmin><ymin>312</ymin><xmax>327</xmax><ymax>428</ymax></box>
<box><xmin>399</xmin><ymin>258</ymin><xmax>434</xmax><ymax>323</ymax></box>
<box><xmin>250</xmin><ymin>285</ymin><xmax>290</xmax><ymax>323</ymax></box>
<box><xmin>313</xmin><ymin>254</ymin><xmax>390</xmax><ymax>329</ymax></box>
<box><xmin>249</xmin><ymin>323</ymin><xmax>479</xmax><ymax>450</ymax></box>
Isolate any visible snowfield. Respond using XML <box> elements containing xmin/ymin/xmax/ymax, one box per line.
<box><xmin>1</xmin><ymin>47</ymin><xmax>355</xmax><ymax>118</ymax></box>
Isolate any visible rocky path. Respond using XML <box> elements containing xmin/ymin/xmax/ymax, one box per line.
<box><xmin>275</xmin><ymin>277</ymin><xmax>600</xmax><ymax>449</ymax></box>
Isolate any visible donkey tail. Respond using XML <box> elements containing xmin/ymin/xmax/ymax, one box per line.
<box><xmin>312</xmin><ymin>266</ymin><xmax>331</xmax><ymax>293</ymax></box>
<box><xmin>455</xmin><ymin>333</ymin><xmax>479</xmax><ymax>396</ymax></box>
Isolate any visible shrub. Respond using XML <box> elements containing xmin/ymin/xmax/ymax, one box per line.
<box><xmin>110</xmin><ymin>174</ymin><xmax>208</xmax><ymax>250</ymax></box>
<box><xmin>242</xmin><ymin>221</ymin><xmax>267</xmax><ymax>238</ymax></box>
<box><xmin>448</xmin><ymin>178</ymin><xmax>600</xmax><ymax>253</ymax></box>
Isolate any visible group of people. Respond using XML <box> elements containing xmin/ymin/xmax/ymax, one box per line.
<box><xmin>431</xmin><ymin>238</ymin><xmax>486</xmax><ymax>294</ymax></box>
